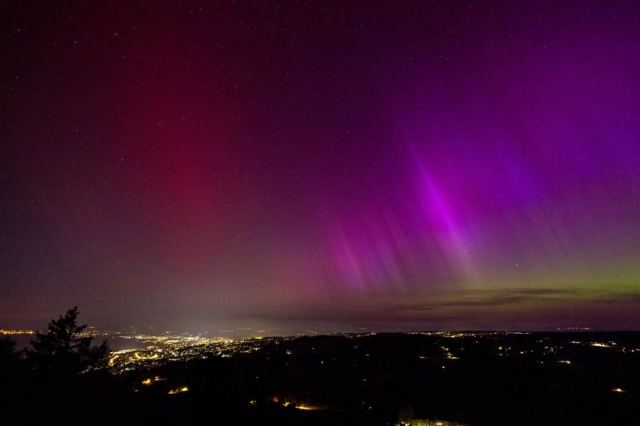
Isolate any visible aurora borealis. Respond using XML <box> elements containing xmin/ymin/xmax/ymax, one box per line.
<box><xmin>2</xmin><ymin>1</ymin><xmax>640</xmax><ymax>331</ymax></box>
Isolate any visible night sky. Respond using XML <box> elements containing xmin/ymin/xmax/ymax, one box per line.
<box><xmin>2</xmin><ymin>1</ymin><xmax>640</xmax><ymax>332</ymax></box>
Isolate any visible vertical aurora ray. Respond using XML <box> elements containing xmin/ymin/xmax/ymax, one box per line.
<box><xmin>414</xmin><ymin>156</ymin><xmax>478</xmax><ymax>283</ymax></box>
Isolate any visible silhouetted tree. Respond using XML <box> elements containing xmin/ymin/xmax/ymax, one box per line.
<box><xmin>0</xmin><ymin>336</ymin><xmax>20</xmax><ymax>378</ymax></box>
<box><xmin>0</xmin><ymin>336</ymin><xmax>24</xmax><ymax>404</ymax></box>
<box><xmin>28</xmin><ymin>307</ymin><xmax>109</xmax><ymax>374</ymax></box>
<box><xmin>398</xmin><ymin>405</ymin><xmax>415</xmax><ymax>425</ymax></box>
<box><xmin>0</xmin><ymin>336</ymin><xmax>17</xmax><ymax>361</ymax></box>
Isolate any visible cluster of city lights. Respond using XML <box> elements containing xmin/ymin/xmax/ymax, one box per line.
<box><xmin>0</xmin><ymin>329</ymin><xmax>34</xmax><ymax>335</ymax></box>
<box><xmin>107</xmin><ymin>334</ymin><xmax>290</xmax><ymax>373</ymax></box>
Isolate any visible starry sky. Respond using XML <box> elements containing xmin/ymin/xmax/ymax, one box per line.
<box><xmin>2</xmin><ymin>1</ymin><xmax>640</xmax><ymax>332</ymax></box>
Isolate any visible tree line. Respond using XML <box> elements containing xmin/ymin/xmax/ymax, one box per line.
<box><xmin>0</xmin><ymin>307</ymin><xmax>109</xmax><ymax>374</ymax></box>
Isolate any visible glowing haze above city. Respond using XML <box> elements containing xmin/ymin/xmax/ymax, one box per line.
<box><xmin>2</xmin><ymin>1</ymin><xmax>640</xmax><ymax>333</ymax></box>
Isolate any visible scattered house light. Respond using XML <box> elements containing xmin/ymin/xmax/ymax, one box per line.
<box><xmin>295</xmin><ymin>404</ymin><xmax>319</xmax><ymax>411</ymax></box>
<box><xmin>141</xmin><ymin>376</ymin><xmax>163</xmax><ymax>385</ymax></box>
<box><xmin>167</xmin><ymin>386</ymin><xmax>189</xmax><ymax>395</ymax></box>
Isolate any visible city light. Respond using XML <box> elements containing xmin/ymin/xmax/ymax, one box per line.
<box><xmin>0</xmin><ymin>329</ymin><xmax>34</xmax><ymax>335</ymax></box>
<box><xmin>295</xmin><ymin>404</ymin><xmax>318</xmax><ymax>411</ymax></box>
<box><xmin>141</xmin><ymin>376</ymin><xmax>163</xmax><ymax>385</ymax></box>
<box><xmin>591</xmin><ymin>342</ymin><xmax>613</xmax><ymax>348</ymax></box>
<box><xmin>105</xmin><ymin>334</ymin><xmax>270</xmax><ymax>373</ymax></box>
<box><xmin>167</xmin><ymin>386</ymin><xmax>189</xmax><ymax>395</ymax></box>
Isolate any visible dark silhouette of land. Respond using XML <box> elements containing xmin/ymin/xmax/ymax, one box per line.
<box><xmin>1</xmin><ymin>309</ymin><xmax>639</xmax><ymax>425</ymax></box>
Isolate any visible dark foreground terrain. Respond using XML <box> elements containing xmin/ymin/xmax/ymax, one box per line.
<box><xmin>2</xmin><ymin>331</ymin><xmax>640</xmax><ymax>425</ymax></box>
